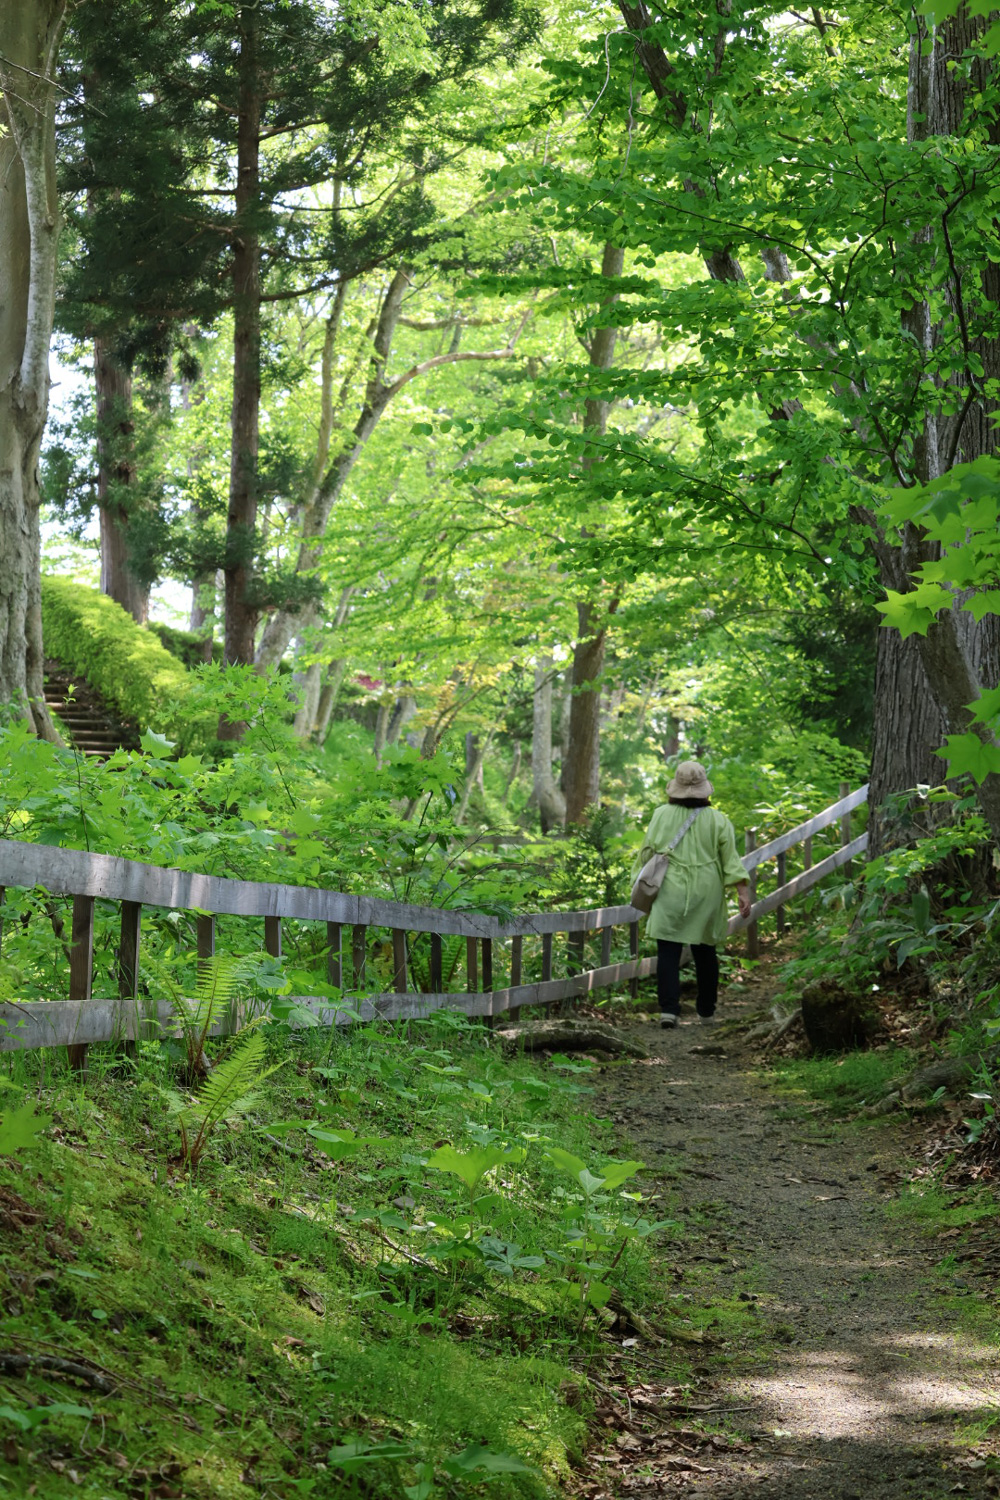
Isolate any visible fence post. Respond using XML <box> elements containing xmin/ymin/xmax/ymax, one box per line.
<box><xmin>840</xmin><ymin>781</ymin><xmax>853</xmax><ymax>878</ymax></box>
<box><xmin>327</xmin><ymin>922</ymin><xmax>343</xmax><ymax>990</ymax></box>
<box><xmin>629</xmin><ymin>921</ymin><xmax>639</xmax><ymax>999</ymax></box>
<box><xmin>481</xmin><ymin>938</ymin><xmax>493</xmax><ymax>993</ymax></box>
<box><xmin>510</xmin><ymin>935</ymin><xmax>522</xmax><ymax>988</ymax></box>
<box><xmin>118</xmin><ymin>900</ymin><xmax>142</xmax><ymax>1052</ymax></box>
<box><xmin>67</xmin><ymin>894</ymin><xmax>95</xmax><ymax>1073</ymax></box>
<box><xmin>466</xmin><ymin>936</ymin><xmax>478</xmax><ymax>992</ymax></box>
<box><xmin>430</xmin><ymin>932</ymin><xmax>443</xmax><ymax>992</ymax></box>
<box><xmin>568</xmin><ymin>931</ymin><xmax>585</xmax><ymax>975</ymax></box>
<box><xmin>392</xmin><ymin>929</ymin><xmax>407</xmax><ymax>993</ymax></box>
<box><xmin>745</xmin><ymin>830</ymin><xmax>760</xmax><ymax>960</ymax></box>
<box><xmin>600</xmin><ymin>925</ymin><xmax>612</xmax><ymax>968</ymax></box>
<box><xmin>352</xmin><ymin>924</ymin><xmax>367</xmax><ymax>988</ymax></box>
<box><xmin>775</xmin><ymin>851</ymin><xmax>787</xmax><ymax>937</ymax></box>
<box><xmin>264</xmin><ymin>916</ymin><xmax>282</xmax><ymax>959</ymax></box>
<box><xmin>508</xmin><ymin>935</ymin><xmax>523</xmax><ymax>1024</ymax></box>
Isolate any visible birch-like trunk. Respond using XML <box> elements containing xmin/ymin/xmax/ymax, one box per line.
<box><xmin>0</xmin><ymin>1</ymin><xmax>65</xmax><ymax>740</ymax></box>
<box><xmin>532</xmin><ymin>658</ymin><xmax>566</xmax><ymax>832</ymax></box>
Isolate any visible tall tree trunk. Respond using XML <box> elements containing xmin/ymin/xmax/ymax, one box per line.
<box><xmin>292</xmin><ymin>657</ymin><xmax>323</xmax><ymax>739</ymax></box>
<box><xmin>313</xmin><ymin>657</ymin><xmax>347</xmax><ymax>745</ymax></box>
<box><xmin>501</xmin><ymin>742</ymin><xmax>521</xmax><ymax>805</ymax></box>
<box><xmin>255</xmin><ymin>267</ymin><xmax>412</xmax><ymax>671</ymax></box>
<box><xmin>190</xmin><ymin>571</ymin><xmax>220</xmax><ymax>662</ymax></box>
<box><xmin>882</xmin><ymin>10</ymin><xmax>1000</xmax><ymax>846</ymax></box>
<box><xmin>94</xmin><ymin>336</ymin><xmax>149</xmax><ymax>623</ymax></box>
<box><xmin>563</xmin><ymin>241</ymin><xmax>625</xmax><ymax>827</ymax></box>
<box><xmin>0</xmin><ymin>2</ymin><xmax>65</xmax><ymax>740</ymax></box>
<box><xmin>219</xmin><ymin>1</ymin><xmax>262</xmax><ymax>732</ymax></box>
<box><xmin>532</xmin><ymin>658</ymin><xmax>566</xmax><ymax>832</ymax></box>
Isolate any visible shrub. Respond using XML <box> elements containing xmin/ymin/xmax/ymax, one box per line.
<box><xmin>40</xmin><ymin>576</ymin><xmax>201</xmax><ymax>744</ymax></box>
<box><xmin>148</xmin><ymin>619</ymin><xmax>223</xmax><ymax>668</ymax></box>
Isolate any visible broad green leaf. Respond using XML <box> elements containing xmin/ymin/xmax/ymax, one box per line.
<box><xmin>934</xmin><ymin>732</ymin><xmax>1000</xmax><ymax>784</ymax></box>
<box><xmin>596</xmin><ymin>1158</ymin><xmax>644</xmax><ymax>1191</ymax></box>
<box><xmin>442</xmin><ymin>1445</ymin><xmax>536</xmax><ymax>1477</ymax></box>
<box><xmin>426</xmin><ymin>1144</ymin><xmax>506</xmax><ymax>1192</ymax></box>
<box><xmin>0</xmin><ymin>1102</ymin><xmax>52</xmax><ymax>1154</ymax></box>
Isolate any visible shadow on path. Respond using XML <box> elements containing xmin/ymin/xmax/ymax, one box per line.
<box><xmin>587</xmin><ymin>997</ymin><xmax>1000</xmax><ymax>1499</ymax></box>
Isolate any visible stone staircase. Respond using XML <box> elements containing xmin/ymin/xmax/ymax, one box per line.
<box><xmin>43</xmin><ymin>665</ymin><xmax>139</xmax><ymax>761</ymax></box>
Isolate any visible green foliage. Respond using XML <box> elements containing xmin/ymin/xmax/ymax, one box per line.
<box><xmin>40</xmin><ymin>577</ymin><xmax>199</xmax><ymax>744</ymax></box>
<box><xmin>163</xmin><ymin>1025</ymin><xmax>283</xmax><ymax>1166</ymax></box>
<box><xmin>772</xmin><ymin>1049</ymin><xmax>917</xmax><ymax>1114</ymax></box>
<box><xmin>0</xmin><ymin>1008</ymin><xmax>675</xmax><ymax>1497</ymax></box>
<box><xmin>0</xmin><ymin>1100</ymin><xmax>52</xmax><ymax>1154</ymax></box>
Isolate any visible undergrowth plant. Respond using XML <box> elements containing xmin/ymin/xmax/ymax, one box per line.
<box><xmin>162</xmin><ymin>1024</ymin><xmax>283</xmax><ymax>1166</ymax></box>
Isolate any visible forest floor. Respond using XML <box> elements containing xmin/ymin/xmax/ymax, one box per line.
<box><xmin>576</xmin><ymin>982</ymin><xmax>1000</xmax><ymax>1500</ymax></box>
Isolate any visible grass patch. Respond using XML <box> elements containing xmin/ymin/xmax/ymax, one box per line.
<box><xmin>768</xmin><ymin>1047</ymin><xmax>917</xmax><ymax>1114</ymax></box>
<box><xmin>887</xmin><ymin>1182</ymin><xmax>997</xmax><ymax>1234</ymax></box>
<box><xmin>0</xmin><ymin>1012</ymin><xmax>681</xmax><ymax>1498</ymax></box>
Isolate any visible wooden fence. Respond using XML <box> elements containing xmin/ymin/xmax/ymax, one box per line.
<box><xmin>0</xmin><ymin>783</ymin><xmax>868</xmax><ymax>1063</ymax></box>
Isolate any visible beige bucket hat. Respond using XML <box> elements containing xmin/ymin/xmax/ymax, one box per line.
<box><xmin>666</xmin><ymin>760</ymin><xmax>713</xmax><ymax>799</ymax></box>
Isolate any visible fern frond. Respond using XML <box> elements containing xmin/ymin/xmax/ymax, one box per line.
<box><xmin>182</xmin><ymin>1028</ymin><xmax>284</xmax><ymax>1135</ymax></box>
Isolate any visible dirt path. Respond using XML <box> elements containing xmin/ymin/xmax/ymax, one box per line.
<box><xmin>587</xmin><ymin>990</ymin><xmax>1000</xmax><ymax>1499</ymax></box>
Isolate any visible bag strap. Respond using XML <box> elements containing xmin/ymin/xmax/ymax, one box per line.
<box><xmin>665</xmin><ymin>808</ymin><xmax>702</xmax><ymax>853</ymax></box>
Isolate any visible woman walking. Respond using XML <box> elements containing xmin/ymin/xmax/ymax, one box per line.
<box><xmin>634</xmin><ymin>761</ymin><xmax>752</xmax><ymax>1029</ymax></box>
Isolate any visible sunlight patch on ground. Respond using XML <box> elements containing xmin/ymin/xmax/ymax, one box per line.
<box><xmin>730</xmin><ymin>1332</ymin><xmax>1000</xmax><ymax>1440</ymax></box>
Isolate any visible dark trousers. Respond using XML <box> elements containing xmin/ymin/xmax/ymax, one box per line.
<box><xmin>657</xmin><ymin>940</ymin><xmax>719</xmax><ymax>1018</ymax></box>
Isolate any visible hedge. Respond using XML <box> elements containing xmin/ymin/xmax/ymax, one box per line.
<box><xmin>40</xmin><ymin>577</ymin><xmax>199</xmax><ymax>746</ymax></box>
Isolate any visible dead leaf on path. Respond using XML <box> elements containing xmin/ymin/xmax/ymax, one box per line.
<box><xmin>813</xmin><ymin>1194</ymin><xmax>848</xmax><ymax>1202</ymax></box>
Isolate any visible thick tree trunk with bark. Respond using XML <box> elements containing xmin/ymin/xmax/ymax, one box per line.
<box><xmin>94</xmin><ymin>336</ymin><xmax>149</xmax><ymax>623</ymax></box>
<box><xmin>219</xmin><ymin>1</ymin><xmax>262</xmax><ymax>719</ymax></box>
<box><xmin>885</xmin><ymin>11</ymin><xmax>1000</xmax><ymax>845</ymax></box>
<box><xmin>0</xmin><ymin>2</ymin><xmax>65</xmax><ymax>740</ymax></box>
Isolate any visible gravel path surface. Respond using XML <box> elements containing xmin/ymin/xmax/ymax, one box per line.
<box><xmin>589</xmin><ymin>995</ymin><xmax>1000</xmax><ymax>1499</ymax></box>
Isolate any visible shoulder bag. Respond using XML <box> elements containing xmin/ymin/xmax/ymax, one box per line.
<box><xmin>629</xmin><ymin>809</ymin><xmax>703</xmax><ymax>915</ymax></box>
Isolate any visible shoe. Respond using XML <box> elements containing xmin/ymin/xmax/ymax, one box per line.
<box><xmin>660</xmin><ymin>1014</ymin><xmax>678</xmax><ymax>1030</ymax></box>
<box><xmin>697</xmin><ymin>1013</ymin><xmax>717</xmax><ymax>1027</ymax></box>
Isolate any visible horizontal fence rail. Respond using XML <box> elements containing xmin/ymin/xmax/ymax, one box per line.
<box><xmin>0</xmin><ymin>783</ymin><xmax>868</xmax><ymax>1059</ymax></box>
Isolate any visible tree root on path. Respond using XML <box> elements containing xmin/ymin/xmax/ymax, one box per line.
<box><xmin>745</xmin><ymin>1004</ymin><xmax>803</xmax><ymax>1048</ymax></box>
<box><xmin>860</xmin><ymin>1045</ymin><xmax>1000</xmax><ymax>1115</ymax></box>
<box><xmin>494</xmin><ymin>1019</ymin><xmax>650</xmax><ymax>1059</ymax></box>
<box><xmin>0</xmin><ymin>1351</ymin><xmax>117</xmax><ymax>1393</ymax></box>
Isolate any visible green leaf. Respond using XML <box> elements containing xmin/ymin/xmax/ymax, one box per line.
<box><xmin>0</xmin><ymin>1101</ymin><xmax>52</xmax><ymax>1154</ymax></box>
<box><xmin>934</xmin><ymin>732</ymin><xmax>1000</xmax><ymax>784</ymax></box>
<box><xmin>139</xmin><ymin>728</ymin><xmax>177</xmax><ymax>756</ymax></box>
<box><xmin>596</xmin><ymin>1158</ymin><xmax>644</xmax><ymax>1191</ymax></box>
<box><xmin>969</xmin><ymin>686</ymin><xmax>1000</xmax><ymax>726</ymax></box>
<box><xmin>426</xmin><ymin>1144</ymin><xmax>506</xmax><ymax>1193</ymax></box>
<box><xmin>964</xmin><ymin>590</ymin><xmax>1000</xmax><ymax>622</ymax></box>
<box><xmin>327</xmin><ymin>1438</ymin><xmax>415</xmax><ymax>1472</ymax></box>
<box><xmin>442</xmin><ymin>1445</ymin><xmax>537</xmax><ymax>1477</ymax></box>
<box><xmin>875</xmin><ymin>584</ymin><xmax>952</xmax><ymax>639</ymax></box>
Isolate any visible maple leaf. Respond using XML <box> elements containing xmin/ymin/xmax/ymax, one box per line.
<box><xmin>934</xmin><ymin>732</ymin><xmax>1000</xmax><ymax>785</ymax></box>
<box><xmin>0</xmin><ymin>1102</ymin><xmax>52</xmax><ymax>1155</ymax></box>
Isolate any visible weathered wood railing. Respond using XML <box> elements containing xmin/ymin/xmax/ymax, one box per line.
<box><xmin>732</xmin><ymin>782</ymin><xmax>869</xmax><ymax>958</ymax></box>
<box><xmin>0</xmin><ymin>782</ymin><xmax>867</xmax><ymax>1060</ymax></box>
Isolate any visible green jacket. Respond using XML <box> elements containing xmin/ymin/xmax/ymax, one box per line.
<box><xmin>634</xmin><ymin>804</ymin><xmax>748</xmax><ymax>946</ymax></box>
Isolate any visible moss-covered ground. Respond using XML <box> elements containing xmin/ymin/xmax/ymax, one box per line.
<box><xmin>0</xmin><ymin>1013</ymin><xmax>688</xmax><ymax>1499</ymax></box>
